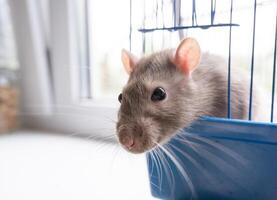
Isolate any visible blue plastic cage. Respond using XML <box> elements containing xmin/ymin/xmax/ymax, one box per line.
<box><xmin>128</xmin><ymin>0</ymin><xmax>277</xmax><ymax>199</ymax></box>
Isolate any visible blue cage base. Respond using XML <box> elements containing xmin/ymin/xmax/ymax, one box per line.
<box><xmin>146</xmin><ymin>117</ymin><xmax>277</xmax><ymax>200</ymax></box>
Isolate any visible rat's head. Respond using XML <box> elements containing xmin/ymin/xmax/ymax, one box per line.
<box><xmin>116</xmin><ymin>38</ymin><xmax>201</xmax><ymax>153</ymax></box>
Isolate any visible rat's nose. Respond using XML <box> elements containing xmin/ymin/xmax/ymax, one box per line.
<box><xmin>120</xmin><ymin>135</ymin><xmax>135</xmax><ymax>149</ymax></box>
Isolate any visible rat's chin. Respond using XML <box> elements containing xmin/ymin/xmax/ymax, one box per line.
<box><xmin>121</xmin><ymin>141</ymin><xmax>156</xmax><ymax>154</ymax></box>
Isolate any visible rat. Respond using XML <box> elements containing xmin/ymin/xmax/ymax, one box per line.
<box><xmin>116</xmin><ymin>37</ymin><xmax>263</xmax><ymax>154</ymax></box>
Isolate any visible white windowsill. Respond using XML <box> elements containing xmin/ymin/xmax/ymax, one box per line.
<box><xmin>0</xmin><ymin>130</ymin><xmax>154</xmax><ymax>200</ymax></box>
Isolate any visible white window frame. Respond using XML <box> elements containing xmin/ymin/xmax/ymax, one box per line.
<box><xmin>8</xmin><ymin>0</ymin><xmax>52</xmax><ymax>113</ymax></box>
<box><xmin>9</xmin><ymin>0</ymin><xmax>118</xmax><ymax>137</ymax></box>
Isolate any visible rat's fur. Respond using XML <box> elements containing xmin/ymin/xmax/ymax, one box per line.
<box><xmin>117</xmin><ymin>50</ymin><xmax>262</xmax><ymax>154</ymax></box>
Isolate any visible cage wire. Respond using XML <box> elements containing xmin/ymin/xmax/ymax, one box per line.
<box><xmin>129</xmin><ymin>0</ymin><xmax>277</xmax><ymax>123</ymax></box>
<box><xmin>133</xmin><ymin>1</ymin><xmax>277</xmax><ymax>199</ymax></box>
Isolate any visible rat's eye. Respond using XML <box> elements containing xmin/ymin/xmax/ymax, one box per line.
<box><xmin>151</xmin><ymin>87</ymin><xmax>166</xmax><ymax>101</ymax></box>
<box><xmin>118</xmin><ymin>93</ymin><xmax>123</xmax><ymax>103</ymax></box>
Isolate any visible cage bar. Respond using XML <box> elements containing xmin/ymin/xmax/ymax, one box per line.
<box><xmin>210</xmin><ymin>0</ymin><xmax>216</xmax><ymax>25</ymax></box>
<box><xmin>271</xmin><ymin>6</ymin><xmax>277</xmax><ymax>122</ymax></box>
<box><xmin>129</xmin><ymin>0</ymin><xmax>132</xmax><ymax>51</ymax></box>
<box><xmin>138</xmin><ymin>23</ymin><xmax>239</xmax><ymax>33</ymax></box>
<box><xmin>192</xmin><ymin>0</ymin><xmax>197</xmax><ymax>26</ymax></box>
<box><xmin>248</xmin><ymin>0</ymin><xmax>257</xmax><ymax>121</ymax></box>
<box><xmin>227</xmin><ymin>0</ymin><xmax>233</xmax><ymax>119</ymax></box>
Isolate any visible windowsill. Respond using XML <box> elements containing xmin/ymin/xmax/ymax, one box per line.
<box><xmin>20</xmin><ymin>100</ymin><xmax>120</xmax><ymax>138</ymax></box>
<box><xmin>0</xmin><ymin>130</ymin><xmax>154</xmax><ymax>200</ymax></box>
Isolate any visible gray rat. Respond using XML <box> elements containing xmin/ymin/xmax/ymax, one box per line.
<box><xmin>116</xmin><ymin>38</ymin><xmax>262</xmax><ymax>154</ymax></box>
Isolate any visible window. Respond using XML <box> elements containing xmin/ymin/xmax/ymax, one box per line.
<box><xmin>71</xmin><ymin>0</ymin><xmax>131</xmax><ymax>99</ymax></box>
<box><xmin>0</xmin><ymin>0</ymin><xmax>18</xmax><ymax>70</ymax></box>
<box><xmin>73</xmin><ymin>0</ymin><xmax>276</xmax><ymax>101</ymax></box>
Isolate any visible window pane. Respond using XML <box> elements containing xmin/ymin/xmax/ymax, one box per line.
<box><xmin>71</xmin><ymin>0</ymin><xmax>92</xmax><ymax>99</ymax></box>
<box><xmin>74</xmin><ymin>0</ymin><xmax>276</xmax><ymax>100</ymax></box>
<box><xmin>87</xmin><ymin>0</ymin><xmax>130</xmax><ymax>98</ymax></box>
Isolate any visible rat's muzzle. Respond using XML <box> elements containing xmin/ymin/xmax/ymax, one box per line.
<box><xmin>116</xmin><ymin>123</ymin><xmax>155</xmax><ymax>154</ymax></box>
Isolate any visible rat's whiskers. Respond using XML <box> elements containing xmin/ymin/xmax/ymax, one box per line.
<box><xmin>154</xmin><ymin>147</ymin><xmax>176</xmax><ymax>198</ymax></box>
<box><xmin>151</xmin><ymin>149</ymin><xmax>164</xmax><ymax>191</ymax></box>
<box><xmin>184</xmin><ymin>133</ymin><xmax>248</xmax><ymax>166</ymax></box>
<box><xmin>154</xmin><ymin>142</ymin><xmax>196</xmax><ymax>199</ymax></box>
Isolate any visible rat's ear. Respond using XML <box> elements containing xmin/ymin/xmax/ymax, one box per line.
<box><xmin>172</xmin><ymin>38</ymin><xmax>201</xmax><ymax>76</ymax></box>
<box><xmin>121</xmin><ymin>49</ymin><xmax>138</xmax><ymax>74</ymax></box>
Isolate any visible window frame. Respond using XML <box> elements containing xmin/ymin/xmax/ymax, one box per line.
<box><xmin>8</xmin><ymin>0</ymin><xmax>53</xmax><ymax>114</ymax></box>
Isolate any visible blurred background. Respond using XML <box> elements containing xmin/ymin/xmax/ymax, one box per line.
<box><xmin>0</xmin><ymin>0</ymin><xmax>276</xmax><ymax>199</ymax></box>
<box><xmin>0</xmin><ymin>0</ymin><xmax>276</xmax><ymax>133</ymax></box>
